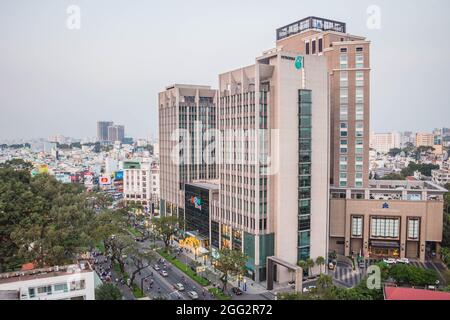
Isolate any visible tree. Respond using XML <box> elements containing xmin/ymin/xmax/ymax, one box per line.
<box><xmin>389</xmin><ymin>264</ymin><xmax>438</xmax><ymax>287</ymax></box>
<box><xmin>306</xmin><ymin>258</ymin><xmax>315</xmax><ymax>276</ymax></box>
<box><xmin>381</xmin><ymin>173</ymin><xmax>405</xmax><ymax>180</ymax></box>
<box><xmin>108</xmin><ymin>234</ymin><xmax>135</xmax><ymax>275</ymax></box>
<box><xmin>316</xmin><ymin>256</ymin><xmax>325</xmax><ymax>274</ymax></box>
<box><xmin>297</xmin><ymin>260</ymin><xmax>308</xmax><ymax>276</ymax></box>
<box><xmin>0</xmin><ymin>159</ymin><xmax>33</xmax><ymax>171</ymax></box>
<box><xmin>151</xmin><ymin>215</ymin><xmax>181</xmax><ymax>251</ymax></box>
<box><xmin>212</xmin><ymin>249</ymin><xmax>247</xmax><ymax>292</ymax></box>
<box><xmin>95</xmin><ymin>283</ymin><xmax>122</xmax><ymax>300</ymax></box>
<box><xmin>388</xmin><ymin>148</ymin><xmax>402</xmax><ymax>157</ymax></box>
<box><xmin>8</xmin><ymin>174</ymin><xmax>93</xmax><ymax>268</ymax></box>
<box><xmin>316</xmin><ymin>274</ymin><xmax>333</xmax><ymax>292</ymax></box>
<box><xmin>127</xmin><ymin>247</ymin><xmax>156</xmax><ymax>288</ymax></box>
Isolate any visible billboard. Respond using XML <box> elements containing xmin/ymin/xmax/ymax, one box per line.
<box><xmin>190</xmin><ymin>196</ymin><xmax>202</xmax><ymax>210</ymax></box>
<box><xmin>114</xmin><ymin>171</ymin><xmax>124</xmax><ymax>181</ymax></box>
<box><xmin>99</xmin><ymin>176</ymin><xmax>112</xmax><ymax>186</ymax></box>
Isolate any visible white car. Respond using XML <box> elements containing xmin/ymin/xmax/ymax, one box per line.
<box><xmin>383</xmin><ymin>258</ymin><xmax>397</xmax><ymax>265</ymax></box>
<box><xmin>396</xmin><ymin>258</ymin><xmax>410</xmax><ymax>264</ymax></box>
<box><xmin>302</xmin><ymin>286</ymin><xmax>316</xmax><ymax>293</ymax></box>
<box><xmin>174</xmin><ymin>283</ymin><xmax>185</xmax><ymax>291</ymax></box>
<box><xmin>160</xmin><ymin>270</ymin><xmax>169</xmax><ymax>277</ymax></box>
<box><xmin>187</xmin><ymin>291</ymin><xmax>199</xmax><ymax>300</ymax></box>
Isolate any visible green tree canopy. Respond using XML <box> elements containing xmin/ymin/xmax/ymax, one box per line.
<box><xmin>95</xmin><ymin>283</ymin><xmax>122</xmax><ymax>300</ymax></box>
<box><xmin>213</xmin><ymin>248</ymin><xmax>247</xmax><ymax>291</ymax></box>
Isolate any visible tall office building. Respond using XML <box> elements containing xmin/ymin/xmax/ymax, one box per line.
<box><xmin>158</xmin><ymin>84</ymin><xmax>218</xmax><ymax>218</ymax></box>
<box><xmin>107</xmin><ymin>125</ymin><xmax>125</xmax><ymax>143</ymax></box>
<box><xmin>215</xmin><ymin>51</ymin><xmax>330</xmax><ymax>281</ymax></box>
<box><xmin>276</xmin><ymin>17</ymin><xmax>371</xmax><ymax>188</ymax></box>
<box><xmin>97</xmin><ymin>121</ymin><xmax>113</xmax><ymax>142</ymax></box>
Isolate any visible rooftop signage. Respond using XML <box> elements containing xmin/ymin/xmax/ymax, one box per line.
<box><xmin>276</xmin><ymin>16</ymin><xmax>346</xmax><ymax>41</ymax></box>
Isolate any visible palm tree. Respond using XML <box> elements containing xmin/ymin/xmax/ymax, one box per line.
<box><xmin>297</xmin><ymin>260</ymin><xmax>308</xmax><ymax>277</ymax></box>
<box><xmin>316</xmin><ymin>256</ymin><xmax>325</xmax><ymax>274</ymax></box>
<box><xmin>306</xmin><ymin>258</ymin><xmax>315</xmax><ymax>277</ymax></box>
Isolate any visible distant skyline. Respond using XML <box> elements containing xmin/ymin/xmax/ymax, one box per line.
<box><xmin>1</xmin><ymin>0</ymin><xmax>450</xmax><ymax>140</ymax></box>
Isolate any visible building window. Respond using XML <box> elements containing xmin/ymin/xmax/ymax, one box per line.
<box><xmin>408</xmin><ymin>219</ymin><xmax>420</xmax><ymax>240</ymax></box>
<box><xmin>352</xmin><ymin>216</ymin><xmax>363</xmax><ymax>237</ymax></box>
<box><xmin>356</xmin><ymin>88</ymin><xmax>364</xmax><ymax>103</ymax></box>
<box><xmin>312</xmin><ymin>40</ymin><xmax>316</xmax><ymax>54</ymax></box>
<box><xmin>371</xmin><ymin>217</ymin><xmax>399</xmax><ymax>238</ymax></box>
<box><xmin>356</xmin><ymin>104</ymin><xmax>364</xmax><ymax>120</ymax></box>
<box><xmin>356</xmin><ymin>71</ymin><xmax>364</xmax><ymax>86</ymax></box>
<box><xmin>318</xmin><ymin>38</ymin><xmax>323</xmax><ymax>53</ymax></box>
<box><xmin>340</xmin><ymin>105</ymin><xmax>348</xmax><ymax>121</ymax></box>
<box><xmin>340</xmin><ymin>88</ymin><xmax>348</xmax><ymax>104</ymax></box>
<box><xmin>356</xmin><ymin>54</ymin><xmax>364</xmax><ymax>68</ymax></box>
<box><xmin>306</xmin><ymin>42</ymin><xmax>310</xmax><ymax>55</ymax></box>
<box><xmin>340</xmin><ymin>71</ymin><xmax>348</xmax><ymax>87</ymax></box>
<box><xmin>356</xmin><ymin>122</ymin><xmax>364</xmax><ymax>137</ymax></box>
<box><xmin>340</xmin><ymin>47</ymin><xmax>347</xmax><ymax>53</ymax></box>
<box><xmin>340</xmin><ymin>54</ymin><xmax>348</xmax><ymax>69</ymax></box>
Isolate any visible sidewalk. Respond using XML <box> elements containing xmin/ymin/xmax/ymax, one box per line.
<box><xmin>172</xmin><ymin>242</ymin><xmax>269</xmax><ymax>295</ymax></box>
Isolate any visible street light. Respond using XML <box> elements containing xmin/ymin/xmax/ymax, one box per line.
<box><xmin>141</xmin><ymin>273</ymin><xmax>153</xmax><ymax>294</ymax></box>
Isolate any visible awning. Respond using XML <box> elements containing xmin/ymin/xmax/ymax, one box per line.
<box><xmin>370</xmin><ymin>241</ymin><xmax>400</xmax><ymax>248</ymax></box>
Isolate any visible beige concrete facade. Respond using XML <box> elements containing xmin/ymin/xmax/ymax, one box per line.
<box><xmin>277</xmin><ymin>28</ymin><xmax>371</xmax><ymax>189</ymax></box>
<box><xmin>329</xmin><ymin>181</ymin><xmax>446</xmax><ymax>262</ymax></box>
<box><xmin>158</xmin><ymin>84</ymin><xmax>218</xmax><ymax>217</ymax></box>
<box><xmin>217</xmin><ymin>49</ymin><xmax>329</xmax><ymax>281</ymax></box>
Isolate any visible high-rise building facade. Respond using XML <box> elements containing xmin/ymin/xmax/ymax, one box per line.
<box><xmin>216</xmin><ymin>50</ymin><xmax>329</xmax><ymax>281</ymax></box>
<box><xmin>107</xmin><ymin>125</ymin><xmax>125</xmax><ymax>143</ymax></box>
<box><xmin>276</xmin><ymin>17</ymin><xmax>371</xmax><ymax>188</ymax></box>
<box><xmin>97</xmin><ymin>121</ymin><xmax>113</xmax><ymax>142</ymax></box>
<box><xmin>158</xmin><ymin>84</ymin><xmax>218</xmax><ymax>218</ymax></box>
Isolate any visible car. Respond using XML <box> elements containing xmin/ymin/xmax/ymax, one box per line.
<box><xmin>153</xmin><ymin>264</ymin><xmax>161</xmax><ymax>271</ymax></box>
<box><xmin>232</xmin><ymin>287</ymin><xmax>243</xmax><ymax>295</ymax></box>
<box><xmin>187</xmin><ymin>291</ymin><xmax>199</xmax><ymax>300</ymax></box>
<box><xmin>173</xmin><ymin>283</ymin><xmax>185</xmax><ymax>291</ymax></box>
<box><xmin>160</xmin><ymin>270</ymin><xmax>169</xmax><ymax>277</ymax></box>
<box><xmin>383</xmin><ymin>258</ymin><xmax>397</xmax><ymax>265</ymax></box>
<box><xmin>302</xmin><ymin>286</ymin><xmax>316</xmax><ymax>293</ymax></box>
<box><xmin>396</xmin><ymin>258</ymin><xmax>410</xmax><ymax>264</ymax></box>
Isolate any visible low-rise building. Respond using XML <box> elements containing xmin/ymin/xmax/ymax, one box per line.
<box><xmin>329</xmin><ymin>180</ymin><xmax>447</xmax><ymax>262</ymax></box>
<box><xmin>123</xmin><ymin>160</ymin><xmax>159</xmax><ymax>213</ymax></box>
<box><xmin>432</xmin><ymin>168</ymin><xmax>450</xmax><ymax>186</ymax></box>
<box><xmin>0</xmin><ymin>261</ymin><xmax>96</xmax><ymax>300</ymax></box>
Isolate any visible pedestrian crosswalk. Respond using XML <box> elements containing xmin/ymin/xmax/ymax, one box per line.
<box><xmin>331</xmin><ymin>267</ymin><xmax>365</xmax><ymax>288</ymax></box>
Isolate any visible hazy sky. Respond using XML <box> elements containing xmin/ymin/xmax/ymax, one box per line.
<box><xmin>1</xmin><ymin>0</ymin><xmax>449</xmax><ymax>140</ymax></box>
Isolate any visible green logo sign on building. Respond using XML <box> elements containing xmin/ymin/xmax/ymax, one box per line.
<box><xmin>295</xmin><ymin>56</ymin><xmax>304</xmax><ymax>70</ymax></box>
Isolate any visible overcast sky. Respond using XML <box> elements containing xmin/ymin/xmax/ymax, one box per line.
<box><xmin>1</xmin><ymin>0</ymin><xmax>449</xmax><ymax>141</ymax></box>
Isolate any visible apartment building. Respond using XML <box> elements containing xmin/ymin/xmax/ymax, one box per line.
<box><xmin>276</xmin><ymin>16</ymin><xmax>371</xmax><ymax>188</ymax></box>
<box><xmin>123</xmin><ymin>161</ymin><xmax>158</xmax><ymax>213</ymax></box>
<box><xmin>416</xmin><ymin>133</ymin><xmax>435</xmax><ymax>147</ymax></box>
<box><xmin>0</xmin><ymin>261</ymin><xmax>96</xmax><ymax>300</ymax></box>
<box><xmin>158</xmin><ymin>84</ymin><xmax>218</xmax><ymax>218</ymax></box>
<box><xmin>370</xmin><ymin>132</ymin><xmax>401</xmax><ymax>154</ymax></box>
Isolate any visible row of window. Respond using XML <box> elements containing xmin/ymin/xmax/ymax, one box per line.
<box><xmin>340</xmin><ymin>53</ymin><xmax>365</xmax><ymax>69</ymax></box>
<box><xmin>351</xmin><ymin>217</ymin><xmax>420</xmax><ymax>240</ymax></box>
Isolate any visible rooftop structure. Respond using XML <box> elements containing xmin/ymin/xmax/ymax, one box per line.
<box><xmin>276</xmin><ymin>16</ymin><xmax>346</xmax><ymax>40</ymax></box>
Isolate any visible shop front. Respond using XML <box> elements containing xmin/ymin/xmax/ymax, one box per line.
<box><xmin>369</xmin><ymin>240</ymin><xmax>400</xmax><ymax>259</ymax></box>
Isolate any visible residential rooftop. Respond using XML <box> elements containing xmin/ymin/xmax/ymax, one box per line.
<box><xmin>0</xmin><ymin>261</ymin><xmax>93</xmax><ymax>285</ymax></box>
